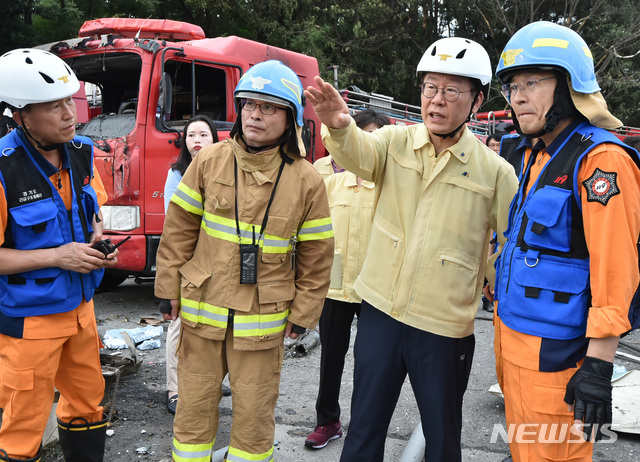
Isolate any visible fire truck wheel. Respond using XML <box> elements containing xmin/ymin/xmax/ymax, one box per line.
<box><xmin>97</xmin><ymin>270</ymin><xmax>129</xmax><ymax>292</ymax></box>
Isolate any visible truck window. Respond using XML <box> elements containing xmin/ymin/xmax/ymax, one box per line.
<box><xmin>162</xmin><ymin>60</ymin><xmax>227</xmax><ymax>130</ymax></box>
<box><xmin>67</xmin><ymin>52</ymin><xmax>142</xmax><ymax>140</ymax></box>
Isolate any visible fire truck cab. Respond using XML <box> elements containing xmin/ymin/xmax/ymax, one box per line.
<box><xmin>39</xmin><ymin>18</ymin><xmax>326</xmax><ymax>288</ymax></box>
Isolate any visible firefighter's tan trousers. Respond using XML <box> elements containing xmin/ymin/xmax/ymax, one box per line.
<box><xmin>173</xmin><ymin>325</ymin><xmax>283</xmax><ymax>460</ymax></box>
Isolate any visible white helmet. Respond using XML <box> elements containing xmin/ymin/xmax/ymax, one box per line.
<box><xmin>0</xmin><ymin>48</ymin><xmax>80</xmax><ymax>109</ymax></box>
<box><xmin>416</xmin><ymin>37</ymin><xmax>492</xmax><ymax>94</ymax></box>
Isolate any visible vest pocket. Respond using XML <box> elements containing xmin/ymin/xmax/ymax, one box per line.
<box><xmin>0</xmin><ymin>267</ymin><xmax>69</xmax><ymax>310</ymax></box>
<box><xmin>523</xmin><ymin>186</ymin><xmax>572</xmax><ymax>252</ymax></box>
<box><xmin>509</xmin><ymin>251</ymin><xmax>589</xmax><ymax>337</ymax></box>
<box><xmin>9</xmin><ymin>198</ymin><xmax>64</xmax><ymax>250</ymax></box>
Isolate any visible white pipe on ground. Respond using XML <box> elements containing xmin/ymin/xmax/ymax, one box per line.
<box><xmin>399</xmin><ymin>421</ymin><xmax>425</xmax><ymax>462</ymax></box>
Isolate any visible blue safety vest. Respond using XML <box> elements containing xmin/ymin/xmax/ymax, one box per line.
<box><xmin>0</xmin><ymin>129</ymin><xmax>103</xmax><ymax>317</ymax></box>
<box><xmin>495</xmin><ymin>121</ymin><xmax>640</xmax><ymax>340</ymax></box>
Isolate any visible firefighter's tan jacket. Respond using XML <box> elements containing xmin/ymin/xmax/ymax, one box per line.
<box><xmin>155</xmin><ymin>137</ymin><xmax>334</xmax><ymax>350</ymax></box>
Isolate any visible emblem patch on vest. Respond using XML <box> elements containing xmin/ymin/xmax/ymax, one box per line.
<box><xmin>582</xmin><ymin>168</ymin><xmax>619</xmax><ymax>205</ymax></box>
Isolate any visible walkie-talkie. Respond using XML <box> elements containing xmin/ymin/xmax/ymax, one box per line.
<box><xmin>92</xmin><ymin>236</ymin><xmax>131</xmax><ymax>257</ymax></box>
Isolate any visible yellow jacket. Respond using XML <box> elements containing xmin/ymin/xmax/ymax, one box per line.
<box><xmin>155</xmin><ymin>137</ymin><xmax>334</xmax><ymax>350</ymax></box>
<box><xmin>313</xmin><ymin>155</ymin><xmax>336</xmax><ymax>180</ymax></box>
<box><xmin>322</xmin><ymin>121</ymin><xmax>518</xmax><ymax>338</ymax></box>
<box><xmin>324</xmin><ymin>171</ymin><xmax>375</xmax><ymax>303</ymax></box>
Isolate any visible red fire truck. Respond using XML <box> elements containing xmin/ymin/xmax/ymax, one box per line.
<box><xmin>37</xmin><ymin>18</ymin><xmax>332</xmax><ymax>288</ymax></box>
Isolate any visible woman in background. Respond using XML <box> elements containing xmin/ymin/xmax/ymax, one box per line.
<box><xmin>161</xmin><ymin>115</ymin><xmax>224</xmax><ymax>414</ymax></box>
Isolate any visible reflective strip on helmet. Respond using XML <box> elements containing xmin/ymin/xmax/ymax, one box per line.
<box><xmin>172</xmin><ymin>438</ymin><xmax>214</xmax><ymax>462</ymax></box>
<box><xmin>172</xmin><ymin>182</ymin><xmax>204</xmax><ymax>216</ymax></box>
<box><xmin>181</xmin><ymin>297</ymin><xmax>229</xmax><ymax>328</ymax></box>
<box><xmin>532</xmin><ymin>38</ymin><xmax>569</xmax><ymax>49</ymax></box>
<box><xmin>233</xmin><ymin>310</ymin><xmax>289</xmax><ymax>338</ymax></box>
<box><xmin>297</xmin><ymin>217</ymin><xmax>333</xmax><ymax>242</ymax></box>
<box><xmin>281</xmin><ymin>78</ymin><xmax>302</xmax><ymax>104</ymax></box>
<box><xmin>201</xmin><ymin>212</ymin><xmax>290</xmax><ymax>253</ymax></box>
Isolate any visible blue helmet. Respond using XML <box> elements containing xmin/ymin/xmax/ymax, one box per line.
<box><xmin>234</xmin><ymin>60</ymin><xmax>305</xmax><ymax>126</ymax></box>
<box><xmin>496</xmin><ymin>21</ymin><xmax>600</xmax><ymax>94</ymax></box>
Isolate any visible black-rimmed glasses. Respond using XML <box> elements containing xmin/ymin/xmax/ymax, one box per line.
<box><xmin>501</xmin><ymin>77</ymin><xmax>556</xmax><ymax>101</ymax></box>
<box><xmin>241</xmin><ymin>100</ymin><xmax>283</xmax><ymax>115</ymax></box>
<box><xmin>418</xmin><ymin>83</ymin><xmax>472</xmax><ymax>102</ymax></box>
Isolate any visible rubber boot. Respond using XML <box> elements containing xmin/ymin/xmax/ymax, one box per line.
<box><xmin>0</xmin><ymin>446</ymin><xmax>42</xmax><ymax>461</ymax></box>
<box><xmin>57</xmin><ymin>414</ymin><xmax>108</xmax><ymax>462</ymax></box>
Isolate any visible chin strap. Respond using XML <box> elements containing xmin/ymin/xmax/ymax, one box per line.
<box><xmin>431</xmin><ymin>91</ymin><xmax>480</xmax><ymax>140</ymax></box>
<box><xmin>511</xmin><ymin>102</ymin><xmax>564</xmax><ymax>139</ymax></box>
<box><xmin>18</xmin><ymin>110</ymin><xmax>62</xmax><ymax>152</ymax></box>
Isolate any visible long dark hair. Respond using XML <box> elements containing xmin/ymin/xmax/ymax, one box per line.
<box><xmin>171</xmin><ymin>115</ymin><xmax>219</xmax><ymax>176</ymax></box>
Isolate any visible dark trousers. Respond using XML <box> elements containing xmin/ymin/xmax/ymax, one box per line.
<box><xmin>316</xmin><ymin>298</ymin><xmax>361</xmax><ymax>425</ymax></box>
<box><xmin>339</xmin><ymin>301</ymin><xmax>475</xmax><ymax>462</ymax></box>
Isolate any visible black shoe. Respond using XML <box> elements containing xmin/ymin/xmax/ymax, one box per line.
<box><xmin>482</xmin><ymin>297</ymin><xmax>494</xmax><ymax>313</ymax></box>
<box><xmin>167</xmin><ymin>393</ymin><xmax>178</xmax><ymax>414</ymax></box>
<box><xmin>222</xmin><ymin>384</ymin><xmax>232</xmax><ymax>396</ymax></box>
<box><xmin>501</xmin><ymin>456</ymin><xmax>513</xmax><ymax>462</ymax></box>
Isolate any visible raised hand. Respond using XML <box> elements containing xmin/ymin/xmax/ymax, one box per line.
<box><xmin>304</xmin><ymin>76</ymin><xmax>352</xmax><ymax>130</ymax></box>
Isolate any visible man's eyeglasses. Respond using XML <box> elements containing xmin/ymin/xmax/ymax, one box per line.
<box><xmin>418</xmin><ymin>83</ymin><xmax>472</xmax><ymax>102</ymax></box>
<box><xmin>241</xmin><ymin>100</ymin><xmax>283</xmax><ymax>115</ymax></box>
<box><xmin>501</xmin><ymin>77</ymin><xmax>556</xmax><ymax>101</ymax></box>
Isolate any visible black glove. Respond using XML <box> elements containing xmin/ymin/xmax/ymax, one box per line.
<box><xmin>563</xmin><ymin>356</ymin><xmax>613</xmax><ymax>442</ymax></box>
<box><xmin>158</xmin><ymin>299</ymin><xmax>172</xmax><ymax>315</ymax></box>
<box><xmin>291</xmin><ymin>324</ymin><xmax>306</xmax><ymax>335</ymax></box>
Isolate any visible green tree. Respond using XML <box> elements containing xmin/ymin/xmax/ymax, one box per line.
<box><xmin>0</xmin><ymin>0</ymin><xmax>37</xmax><ymax>53</ymax></box>
<box><xmin>2</xmin><ymin>0</ymin><xmax>638</xmax><ymax>125</ymax></box>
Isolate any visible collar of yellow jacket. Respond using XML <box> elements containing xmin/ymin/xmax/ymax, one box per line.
<box><xmin>413</xmin><ymin>123</ymin><xmax>477</xmax><ymax>164</ymax></box>
<box><xmin>341</xmin><ymin>171</ymin><xmax>375</xmax><ymax>189</ymax></box>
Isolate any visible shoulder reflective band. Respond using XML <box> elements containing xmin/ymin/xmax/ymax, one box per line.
<box><xmin>297</xmin><ymin>217</ymin><xmax>333</xmax><ymax>242</ymax></box>
<box><xmin>172</xmin><ymin>182</ymin><xmax>204</xmax><ymax>216</ymax></box>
